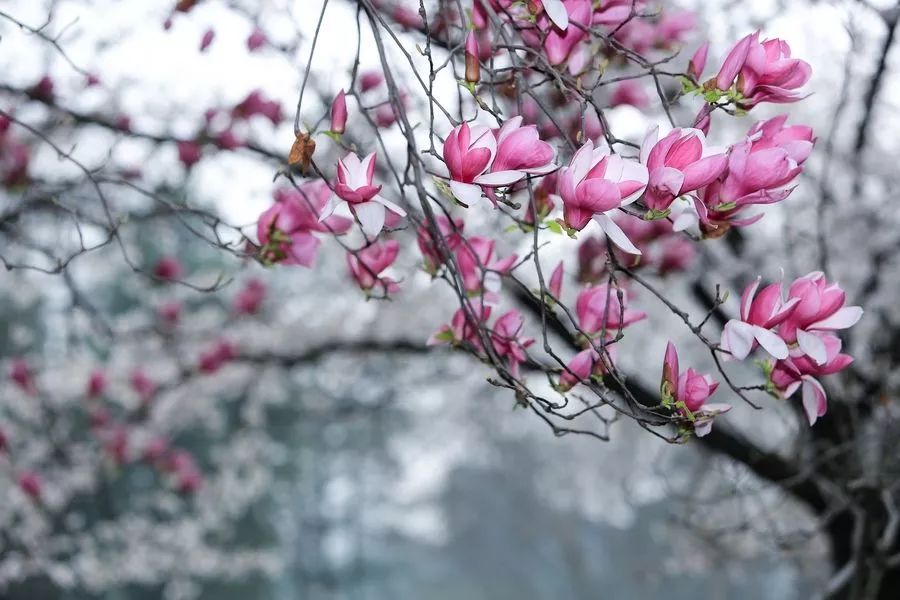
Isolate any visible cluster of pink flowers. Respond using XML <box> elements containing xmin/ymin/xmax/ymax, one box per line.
<box><xmin>256</xmin><ymin>181</ymin><xmax>352</xmax><ymax>267</ymax></box>
<box><xmin>556</xmin><ymin>283</ymin><xmax>647</xmax><ymax>392</ymax></box>
<box><xmin>661</xmin><ymin>342</ymin><xmax>730</xmax><ymax>437</ymax></box>
<box><xmin>472</xmin><ymin>1</ymin><xmax>695</xmax><ymax>75</ymax></box>
<box><xmin>441</xmin><ymin>117</ymin><xmax>557</xmax><ymax>206</ymax></box>
<box><xmin>720</xmin><ymin>272</ymin><xmax>862</xmax><ymax>424</ymax></box>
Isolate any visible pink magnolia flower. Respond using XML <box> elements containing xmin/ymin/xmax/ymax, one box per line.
<box><xmin>177</xmin><ymin>140</ymin><xmax>202</xmax><ymax>168</ymax></box>
<box><xmin>198</xmin><ymin>339</ymin><xmax>237</xmax><ymax>374</ymax></box>
<box><xmin>487</xmin><ymin>116</ymin><xmax>557</xmax><ymax>189</ymax></box>
<box><xmin>87</xmin><ymin>369</ymin><xmax>107</xmax><ymax>398</ymax></box>
<box><xmin>214</xmin><ymin>128</ymin><xmax>243</xmax><ymax>150</ymax></box>
<box><xmin>688</xmin><ymin>42</ymin><xmax>709</xmax><ymax>80</ymax></box>
<box><xmin>232</xmin><ymin>89</ymin><xmax>283</xmax><ymax>125</ymax></box>
<box><xmin>9</xmin><ymin>358</ymin><xmax>36</xmax><ymax>395</ymax></box>
<box><xmin>656</xmin><ymin>236</ymin><xmax>697</xmax><ymax>275</ymax></box>
<box><xmin>490</xmin><ymin>310</ymin><xmax>534</xmax><ymax>377</ymax></box>
<box><xmin>557</xmin><ymin>347</ymin><xmax>602</xmax><ymax>392</ymax></box>
<box><xmin>576</xmin><ymin>284</ymin><xmax>646</xmax><ymax>337</ymax></box>
<box><xmin>130</xmin><ymin>369</ymin><xmax>156</xmax><ymax>403</ymax></box>
<box><xmin>17</xmin><ymin>471</ymin><xmax>43</xmax><ymax>501</ymax></box>
<box><xmin>455</xmin><ymin>236</ymin><xmax>518</xmax><ymax>298</ymax></box>
<box><xmin>27</xmin><ymin>76</ymin><xmax>55</xmax><ymax>102</ymax></box>
<box><xmin>257</xmin><ymin>181</ymin><xmax>353</xmax><ymax>267</ymax></box>
<box><xmin>720</xmin><ymin>276</ymin><xmax>800</xmax><ymax>360</ymax></box>
<box><xmin>233</xmin><ymin>278</ymin><xmax>266</xmax><ymax>315</ymax></box>
<box><xmin>320</xmin><ymin>152</ymin><xmax>407</xmax><ymax>237</ymax></box>
<box><xmin>158</xmin><ymin>301</ymin><xmax>181</xmax><ymax>328</ymax></box>
<box><xmin>770</xmin><ymin>334</ymin><xmax>853</xmax><ymax>425</ymax></box>
<box><xmin>443</xmin><ymin>119</ymin><xmax>555</xmax><ymax>205</ymax></box>
<box><xmin>553</xmin><ymin>139</ymin><xmax>649</xmax><ymax>254</ymax></box>
<box><xmin>548</xmin><ymin>261</ymin><xmax>564</xmax><ymax>299</ymax></box>
<box><xmin>246</xmin><ymin>27</ymin><xmax>267</xmax><ymax>51</ymax></box>
<box><xmin>393</xmin><ymin>5</ymin><xmax>423</xmax><ymax>29</ymax></box>
<box><xmin>144</xmin><ymin>437</ymin><xmax>169</xmax><ymax>464</ymax></box>
<box><xmin>346</xmin><ymin>240</ymin><xmax>400</xmax><ymax>295</ymax></box>
<box><xmin>417</xmin><ymin>215</ymin><xmax>465</xmax><ymax>275</ymax></box>
<box><xmin>779</xmin><ymin>272</ymin><xmax>863</xmax><ymax>365</ymax></box>
<box><xmin>699</xmin><ymin>115</ymin><xmax>814</xmax><ymax>234</ymax></box>
<box><xmin>544</xmin><ymin>0</ymin><xmax>592</xmax><ymax>73</ymax></box>
<box><xmin>359</xmin><ymin>71</ymin><xmax>384</xmax><ymax>92</ymax></box>
<box><xmin>428</xmin><ymin>302</ymin><xmax>493</xmax><ymax>349</ymax></box>
<box><xmin>330</xmin><ymin>89</ymin><xmax>347</xmax><ymax>134</ymax></box>
<box><xmin>715</xmin><ymin>32</ymin><xmax>811</xmax><ymax>106</ymax></box>
<box><xmin>153</xmin><ymin>256</ymin><xmax>184</xmax><ymax>281</ymax></box>
<box><xmin>610</xmin><ymin>80</ymin><xmax>649</xmax><ymax>109</ymax></box>
<box><xmin>592</xmin><ymin>0</ymin><xmax>638</xmax><ymax>27</ymax></box>
<box><xmin>661</xmin><ymin>342</ymin><xmax>729</xmax><ymax>437</ymax></box>
<box><xmin>640</xmin><ymin>126</ymin><xmax>728</xmax><ymax>215</ymax></box>
<box><xmin>199</xmin><ymin>28</ymin><xmax>215</xmax><ymax>52</ymax></box>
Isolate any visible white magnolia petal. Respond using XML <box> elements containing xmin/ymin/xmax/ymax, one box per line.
<box><xmin>318</xmin><ymin>193</ymin><xmax>340</xmax><ymax>222</ymax></box>
<box><xmin>797</xmin><ymin>329</ymin><xmax>828</xmax><ymax>365</ymax></box>
<box><xmin>449</xmin><ymin>180</ymin><xmax>485</xmax><ymax>205</ymax></box>
<box><xmin>373</xmin><ymin>195</ymin><xmax>407</xmax><ymax>217</ymax></box>
<box><xmin>809</xmin><ymin>306</ymin><xmax>863</xmax><ymax>331</ymax></box>
<box><xmin>543</xmin><ymin>0</ymin><xmax>569</xmax><ymax>30</ymax></box>
<box><xmin>353</xmin><ymin>201</ymin><xmax>386</xmax><ymax>237</ymax></box>
<box><xmin>721</xmin><ymin>319</ymin><xmax>755</xmax><ymax>360</ymax></box>
<box><xmin>752</xmin><ymin>326</ymin><xmax>789</xmax><ymax>359</ymax></box>
<box><xmin>595</xmin><ymin>213</ymin><xmax>641</xmax><ymax>255</ymax></box>
<box><xmin>801</xmin><ymin>377</ymin><xmax>827</xmax><ymax>426</ymax></box>
<box><xmin>475</xmin><ymin>170</ymin><xmax>525</xmax><ymax>186</ymax></box>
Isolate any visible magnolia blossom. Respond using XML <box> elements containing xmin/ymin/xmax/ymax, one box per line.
<box><xmin>321</xmin><ymin>152</ymin><xmax>407</xmax><ymax>236</ymax></box>
<box><xmin>543</xmin><ymin>0</ymin><xmax>591</xmax><ymax>72</ymax></box>
<box><xmin>720</xmin><ymin>277</ymin><xmax>799</xmax><ymax>360</ymax></box>
<box><xmin>417</xmin><ymin>216</ymin><xmax>465</xmax><ymax>274</ymax></box>
<box><xmin>554</xmin><ymin>140</ymin><xmax>649</xmax><ymax>253</ymax></box>
<box><xmin>86</xmin><ymin>369</ymin><xmax>107</xmax><ymax>398</ymax></box>
<box><xmin>770</xmin><ymin>334</ymin><xmax>853</xmax><ymax>425</ymax></box>
<box><xmin>661</xmin><ymin>342</ymin><xmax>729</xmax><ymax>437</ymax></box>
<box><xmin>233</xmin><ymin>278</ymin><xmax>266</xmax><ymax>315</ymax></box>
<box><xmin>246</xmin><ymin>27</ymin><xmax>267</xmax><ymax>51</ymax></box>
<box><xmin>576</xmin><ymin>284</ymin><xmax>646</xmax><ymax>337</ymax></box>
<box><xmin>198</xmin><ymin>339</ymin><xmax>237</xmax><ymax>374</ymax></box>
<box><xmin>153</xmin><ymin>256</ymin><xmax>183</xmax><ymax>281</ymax></box>
<box><xmin>442</xmin><ymin>119</ymin><xmax>555</xmax><ymax>206</ymax></box>
<box><xmin>715</xmin><ymin>32</ymin><xmax>811</xmax><ymax>107</ymax></box>
<box><xmin>9</xmin><ymin>358</ymin><xmax>35</xmax><ymax>394</ymax></box>
<box><xmin>640</xmin><ymin>127</ymin><xmax>728</xmax><ymax>216</ymax></box>
<box><xmin>232</xmin><ymin>89</ymin><xmax>283</xmax><ymax>125</ymax></box>
<box><xmin>548</xmin><ymin>261</ymin><xmax>564</xmax><ymax>300</ymax></box>
<box><xmin>257</xmin><ymin>181</ymin><xmax>352</xmax><ymax>267</ymax></box>
<box><xmin>330</xmin><ymin>89</ymin><xmax>347</xmax><ymax>134</ymax></box>
<box><xmin>455</xmin><ymin>236</ymin><xmax>518</xmax><ymax>298</ymax></box>
<box><xmin>558</xmin><ymin>348</ymin><xmax>605</xmax><ymax>392</ymax></box>
<box><xmin>346</xmin><ymin>240</ymin><xmax>400</xmax><ymax>295</ymax></box>
<box><xmin>428</xmin><ymin>302</ymin><xmax>492</xmax><ymax>349</ymax></box>
<box><xmin>779</xmin><ymin>272</ymin><xmax>863</xmax><ymax>365</ymax></box>
<box><xmin>700</xmin><ymin>115</ymin><xmax>814</xmax><ymax>235</ymax></box>
<box><xmin>17</xmin><ymin>471</ymin><xmax>43</xmax><ymax>501</ymax></box>
<box><xmin>490</xmin><ymin>310</ymin><xmax>534</xmax><ymax>377</ymax></box>
<box><xmin>610</xmin><ymin>80</ymin><xmax>649</xmax><ymax>109</ymax></box>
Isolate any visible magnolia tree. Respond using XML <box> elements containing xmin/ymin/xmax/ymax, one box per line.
<box><xmin>1</xmin><ymin>0</ymin><xmax>898</xmax><ymax>598</ymax></box>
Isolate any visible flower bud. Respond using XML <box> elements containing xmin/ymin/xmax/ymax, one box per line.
<box><xmin>465</xmin><ymin>32</ymin><xmax>480</xmax><ymax>84</ymax></box>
